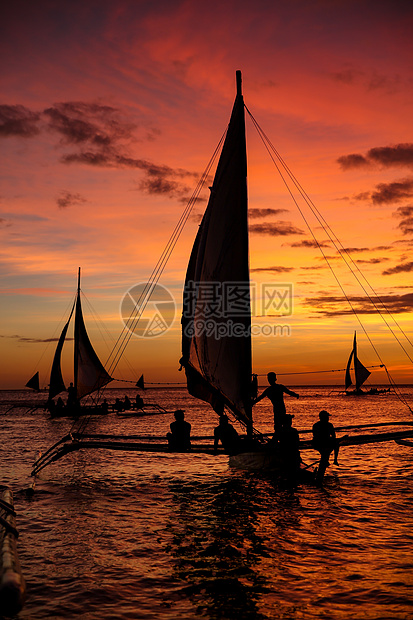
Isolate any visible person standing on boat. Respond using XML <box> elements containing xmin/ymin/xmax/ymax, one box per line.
<box><xmin>167</xmin><ymin>410</ymin><xmax>191</xmax><ymax>452</ymax></box>
<box><xmin>252</xmin><ymin>372</ymin><xmax>299</xmax><ymax>433</ymax></box>
<box><xmin>213</xmin><ymin>414</ymin><xmax>240</xmax><ymax>455</ymax></box>
<box><xmin>312</xmin><ymin>410</ymin><xmax>339</xmax><ymax>484</ymax></box>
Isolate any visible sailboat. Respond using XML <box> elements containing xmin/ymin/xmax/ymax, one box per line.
<box><xmin>31</xmin><ymin>71</ymin><xmax>413</xmax><ymax>479</ymax></box>
<box><xmin>344</xmin><ymin>332</ymin><xmax>371</xmax><ymax>395</ymax></box>
<box><xmin>344</xmin><ymin>332</ymin><xmax>390</xmax><ymax>396</ymax></box>
<box><xmin>25</xmin><ymin>372</ymin><xmax>40</xmax><ymax>392</ymax></box>
<box><xmin>46</xmin><ymin>268</ymin><xmax>113</xmax><ymax>417</ymax></box>
<box><xmin>179</xmin><ymin>71</ymin><xmax>412</xmax><ymax>472</ymax></box>
<box><xmin>179</xmin><ymin>71</ymin><xmax>272</xmax><ymax>469</ymax></box>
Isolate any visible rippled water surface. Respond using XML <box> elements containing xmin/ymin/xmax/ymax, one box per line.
<box><xmin>1</xmin><ymin>386</ymin><xmax>413</xmax><ymax>619</ymax></box>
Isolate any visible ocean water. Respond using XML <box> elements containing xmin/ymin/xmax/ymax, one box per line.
<box><xmin>1</xmin><ymin>386</ymin><xmax>413</xmax><ymax>620</ymax></box>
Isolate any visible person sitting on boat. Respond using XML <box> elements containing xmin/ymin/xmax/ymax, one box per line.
<box><xmin>278</xmin><ymin>414</ymin><xmax>302</xmax><ymax>476</ymax></box>
<box><xmin>135</xmin><ymin>394</ymin><xmax>144</xmax><ymax>410</ymax></box>
<box><xmin>213</xmin><ymin>414</ymin><xmax>241</xmax><ymax>455</ymax></box>
<box><xmin>312</xmin><ymin>410</ymin><xmax>339</xmax><ymax>484</ymax></box>
<box><xmin>114</xmin><ymin>398</ymin><xmax>124</xmax><ymax>412</ymax></box>
<box><xmin>167</xmin><ymin>410</ymin><xmax>191</xmax><ymax>452</ymax></box>
<box><xmin>56</xmin><ymin>396</ymin><xmax>65</xmax><ymax>411</ymax></box>
<box><xmin>252</xmin><ymin>372</ymin><xmax>299</xmax><ymax>433</ymax></box>
<box><xmin>101</xmin><ymin>398</ymin><xmax>109</xmax><ymax>413</ymax></box>
<box><xmin>123</xmin><ymin>395</ymin><xmax>131</xmax><ymax>410</ymax></box>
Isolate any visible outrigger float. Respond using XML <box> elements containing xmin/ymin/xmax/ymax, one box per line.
<box><xmin>0</xmin><ymin>489</ymin><xmax>26</xmax><ymax>617</ymax></box>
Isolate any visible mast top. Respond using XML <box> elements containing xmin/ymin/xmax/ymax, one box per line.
<box><xmin>236</xmin><ymin>70</ymin><xmax>242</xmax><ymax>96</ymax></box>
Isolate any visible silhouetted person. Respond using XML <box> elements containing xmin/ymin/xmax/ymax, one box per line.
<box><xmin>278</xmin><ymin>414</ymin><xmax>302</xmax><ymax>479</ymax></box>
<box><xmin>167</xmin><ymin>410</ymin><xmax>191</xmax><ymax>452</ymax></box>
<box><xmin>312</xmin><ymin>410</ymin><xmax>339</xmax><ymax>485</ymax></box>
<box><xmin>67</xmin><ymin>382</ymin><xmax>76</xmax><ymax>407</ymax></box>
<box><xmin>114</xmin><ymin>398</ymin><xmax>124</xmax><ymax>412</ymax></box>
<box><xmin>213</xmin><ymin>414</ymin><xmax>240</xmax><ymax>455</ymax></box>
<box><xmin>56</xmin><ymin>396</ymin><xmax>64</xmax><ymax>412</ymax></box>
<box><xmin>123</xmin><ymin>395</ymin><xmax>131</xmax><ymax>410</ymax></box>
<box><xmin>101</xmin><ymin>398</ymin><xmax>109</xmax><ymax>414</ymax></box>
<box><xmin>252</xmin><ymin>372</ymin><xmax>299</xmax><ymax>433</ymax></box>
<box><xmin>135</xmin><ymin>394</ymin><xmax>144</xmax><ymax>410</ymax></box>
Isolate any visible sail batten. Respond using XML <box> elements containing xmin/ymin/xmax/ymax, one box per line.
<box><xmin>181</xmin><ymin>71</ymin><xmax>252</xmax><ymax>431</ymax></box>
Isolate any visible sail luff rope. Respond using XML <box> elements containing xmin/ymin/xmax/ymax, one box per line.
<box><xmin>245</xmin><ymin>107</ymin><xmax>412</xmax><ymax>413</ymax></box>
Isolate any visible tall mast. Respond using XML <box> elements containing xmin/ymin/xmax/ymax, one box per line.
<box><xmin>236</xmin><ymin>70</ymin><xmax>242</xmax><ymax>97</ymax></box>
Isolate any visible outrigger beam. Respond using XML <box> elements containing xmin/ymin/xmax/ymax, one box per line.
<box><xmin>300</xmin><ymin>428</ymin><xmax>413</xmax><ymax>449</ymax></box>
<box><xmin>31</xmin><ymin>425</ymin><xmax>413</xmax><ymax>476</ymax></box>
<box><xmin>31</xmin><ymin>435</ymin><xmax>221</xmax><ymax>476</ymax></box>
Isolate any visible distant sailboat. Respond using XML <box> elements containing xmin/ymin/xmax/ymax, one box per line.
<box><xmin>47</xmin><ymin>268</ymin><xmax>112</xmax><ymax>416</ymax></box>
<box><xmin>344</xmin><ymin>332</ymin><xmax>371</xmax><ymax>394</ymax></box>
<box><xmin>25</xmin><ymin>372</ymin><xmax>40</xmax><ymax>392</ymax></box>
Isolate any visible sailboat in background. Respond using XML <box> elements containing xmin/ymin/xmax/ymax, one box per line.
<box><xmin>344</xmin><ymin>332</ymin><xmax>389</xmax><ymax>396</ymax></box>
<box><xmin>25</xmin><ymin>372</ymin><xmax>40</xmax><ymax>392</ymax></box>
<box><xmin>46</xmin><ymin>268</ymin><xmax>113</xmax><ymax>417</ymax></box>
<box><xmin>344</xmin><ymin>332</ymin><xmax>371</xmax><ymax>395</ymax></box>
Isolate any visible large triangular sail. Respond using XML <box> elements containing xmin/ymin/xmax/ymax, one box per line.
<box><xmin>180</xmin><ymin>71</ymin><xmax>252</xmax><ymax>432</ymax></box>
<box><xmin>345</xmin><ymin>332</ymin><xmax>371</xmax><ymax>390</ymax></box>
<box><xmin>74</xmin><ymin>270</ymin><xmax>112</xmax><ymax>400</ymax></box>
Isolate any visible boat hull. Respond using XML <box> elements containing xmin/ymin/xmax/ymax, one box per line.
<box><xmin>228</xmin><ymin>451</ymin><xmax>316</xmax><ymax>482</ymax></box>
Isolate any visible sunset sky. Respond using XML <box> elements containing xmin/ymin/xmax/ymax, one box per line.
<box><xmin>1</xmin><ymin>0</ymin><xmax>412</xmax><ymax>390</ymax></box>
